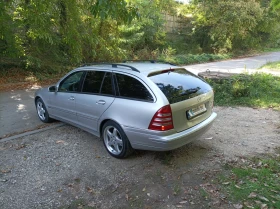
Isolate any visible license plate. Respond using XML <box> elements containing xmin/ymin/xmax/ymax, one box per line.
<box><xmin>187</xmin><ymin>104</ymin><xmax>207</xmax><ymax>119</ymax></box>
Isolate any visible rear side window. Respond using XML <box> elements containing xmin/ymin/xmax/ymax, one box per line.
<box><xmin>82</xmin><ymin>71</ymin><xmax>105</xmax><ymax>94</ymax></box>
<box><xmin>115</xmin><ymin>73</ymin><xmax>153</xmax><ymax>101</ymax></box>
<box><xmin>100</xmin><ymin>72</ymin><xmax>114</xmax><ymax>96</ymax></box>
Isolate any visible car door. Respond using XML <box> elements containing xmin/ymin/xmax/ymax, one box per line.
<box><xmin>75</xmin><ymin>71</ymin><xmax>115</xmax><ymax>133</ymax></box>
<box><xmin>48</xmin><ymin>71</ymin><xmax>84</xmax><ymax>123</ymax></box>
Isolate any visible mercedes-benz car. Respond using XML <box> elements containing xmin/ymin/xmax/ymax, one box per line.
<box><xmin>35</xmin><ymin>61</ymin><xmax>217</xmax><ymax>158</ymax></box>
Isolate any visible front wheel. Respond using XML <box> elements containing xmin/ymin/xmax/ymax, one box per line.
<box><xmin>102</xmin><ymin>121</ymin><xmax>133</xmax><ymax>159</ymax></box>
<box><xmin>36</xmin><ymin>98</ymin><xmax>53</xmax><ymax>123</ymax></box>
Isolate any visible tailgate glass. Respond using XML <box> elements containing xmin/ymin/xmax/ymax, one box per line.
<box><xmin>148</xmin><ymin>68</ymin><xmax>212</xmax><ymax>104</ymax></box>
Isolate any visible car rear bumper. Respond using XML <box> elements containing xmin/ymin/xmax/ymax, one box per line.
<box><xmin>124</xmin><ymin>112</ymin><xmax>217</xmax><ymax>151</ymax></box>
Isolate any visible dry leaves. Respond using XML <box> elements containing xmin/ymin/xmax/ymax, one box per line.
<box><xmin>15</xmin><ymin>144</ymin><xmax>26</xmax><ymax>150</ymax></box>
<box><xmin>248</xmin><ymin>192</ymin><xmax>257</xmax><ymax>198</ymax></box>
<box><xmin>258</xmin><ymin>196</ymin><xmax>269</xmax><ymax>202</ymax></box>
<box><xmin>86</xmin><ymin>186</ymin><xmax>94</xmax><ymax>193</ymax></box>
<box><xmin>125</xmin><ymin>194</ymin><xmax>129</xmax><ymax>201</ymax></box>
<box><xmin>1</xmin><ymin>169</ymin><xmax>11</xmax><ymax>174</ymax></box>
<box><xmin>56</xmin><ymin>140</ymin><xmax>65</xmax><ymax>144</ymax></box>
<box><xmin>233</xmin><ymin>203</ymin><xmax>243</xmax><ymax>209</ymax></box>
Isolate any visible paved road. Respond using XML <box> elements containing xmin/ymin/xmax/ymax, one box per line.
<box><xmin>183</xmin><ymin>51</ymin><xmax>280</xmax><ymax>75</ymax></box>
<box><xmin>0</xmin><ymin>52</ymin><xmax>280</xmax><ymax>138</ymax></box>
<box><xmin>0</xmin><ymin>88</ymin><xmax>43</xmax><ymax>138</ymax></box>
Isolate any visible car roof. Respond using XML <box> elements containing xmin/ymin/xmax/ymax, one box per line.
<box><xmin>77</xmin><ymin>62</ymin><xmax>182</xmax><ymax>76</ymax></box>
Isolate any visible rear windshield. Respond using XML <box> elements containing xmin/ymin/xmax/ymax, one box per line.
<box><xmin>148</xmin><ymin>68</ymin><xmax>212</xmax><ymax>104</ymax></box>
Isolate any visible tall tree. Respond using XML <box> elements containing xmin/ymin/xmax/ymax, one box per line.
<box><xmin>191</xmin><ymin>0</ymin><xmax>278</xmax><ymax>52</ymax></box>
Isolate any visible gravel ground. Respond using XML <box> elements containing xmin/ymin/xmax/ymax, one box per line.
<box><xmin>0</xmin><ymin>107</ymin><xmax>279</xmax><ymax>209</ymax></box>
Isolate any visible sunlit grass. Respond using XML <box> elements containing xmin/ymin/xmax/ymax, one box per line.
<box><xmin>260</xmin><ymin>61</ymin><xmax>280</xmax><ymax>71</ymax></box>
<box><xmin>207</xmin><ymin>73</ymin><xmax>280</xmax><ymax>110</ymax></box>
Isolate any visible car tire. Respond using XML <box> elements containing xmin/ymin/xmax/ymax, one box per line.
<box><xmin>36</xmin><ymin>98</ymin><xmax>53</xmax><ymax>123</ymax></box>
<box><xmin>102</xmin><ymin>121</ymin><xmax>134</xmax><ymax>159</ymax></box>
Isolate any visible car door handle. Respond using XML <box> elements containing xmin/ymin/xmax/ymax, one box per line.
<box><xmin>96</xmin><ymin>100</ymin><xmax>106</xmax><ymax>105</ymax></box>
<box><xmin>69</xmin><ymin>96</ymin><xmax>75</xmax><ymax>101</ymax></box>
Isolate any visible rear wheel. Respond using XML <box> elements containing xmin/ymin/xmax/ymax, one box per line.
<box><xmin>102</xmin><ymin>121</ymin><xmax>133</xmax><ymax>158</ymax></box>
<box><xmin>36</xmin><ymin>98</ymin><xmax>53</xmax><ymax>123</ymax></box>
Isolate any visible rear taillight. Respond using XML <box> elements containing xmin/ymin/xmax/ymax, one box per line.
<box><xmin>148</xmin><ymin>105</ymin><xmax>174</xmax><ymax>131</ymax></box>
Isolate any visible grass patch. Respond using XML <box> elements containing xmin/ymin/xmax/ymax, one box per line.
<box><xmin>260</xmin><ymin>61</ymin><xmax>280</xmax><ymax>71</ymax></box>
<box><xmin>207</xmin><ymin>73</ymin><xmax>280</xmax><ymax>110</ymax></box>
<box><xmin>220</xmin><ymin>155</ymin><xmax>280</xmax><ymax>208</ymax></box>
<box><xmin>261</xmin><ymin>47</ymin><xmax>280</xmax><ymax>53</ymax></box>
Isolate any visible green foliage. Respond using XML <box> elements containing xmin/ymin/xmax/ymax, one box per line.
<box><xmin>207</xmin><ymin>73</ymin><xmax>280</xmax><ymax>109</ymax></box>
<box><xmin>120</xmin><ymin>0</ymin><xmax>175</xmax><ymax>56</ymax></box>
<box><xmin>90</xmin><ymin>0</ymin><xmax>138</xmax><ymax>23</ymax></box>
<box><xmin>0</xmin><ymin>1</ymin><xmax>20</xmax><ymax>58</ymax></box>
<box><xmin>1</xmin><ymin>0</ymin><xmax>280</xmax><ymax>73</ymax></box>
<box><xmin>0</xmin><ymin>0</ymin><xmax>140</xmax><ymax>70</ymax></box>
<box><xmin>271</xmin><ymin>0</ymin><xmax>280</xmax><ymax>10</ymax></box>
<box><xmin>220</xmin><ymin>155</ymin><xmax>280</xmax><ymax>208</ymax></box>
<box><xmin>190</xmin><ymin>0</ymin><xmax>280</xmax><ymax>53</ymax></box>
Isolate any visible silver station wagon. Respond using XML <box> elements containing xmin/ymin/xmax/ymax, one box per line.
<box><xmin>35</xmin><ymin>62</ymin><xmax>217</xmax><ymax>158</ymax></box>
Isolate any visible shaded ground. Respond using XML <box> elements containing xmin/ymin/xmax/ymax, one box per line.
<box><xmin>0</xmin><ymin>67</ymin><xmax>63</xmax><ymax>92</ymax></box>
<box><xmin>0</xmin><ymin>107</ymin><xmax>279</xmax><ymax>209</ymax></box>
<box><xmin>0</xmin><ymin>89</ymin><xmax>44</xmax><ymax>138</ymax></box>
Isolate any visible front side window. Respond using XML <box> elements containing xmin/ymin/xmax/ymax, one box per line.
<box><xmin>58</xmin><ymin>71</ymin><xmax>84</xmax><ymax>92</ymax></box>
<box><xmin>82</xmin><ymin>71</ymin><xmax>106</xmax><ymax>94</ymax></box>
<box><xmin>115</xmin><ymin>73</ymin><xmax>153</xmax><ymax>101</ymax></box>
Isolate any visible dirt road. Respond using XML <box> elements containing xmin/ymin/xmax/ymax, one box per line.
<box><xmin>0</xmin><ymin>107</ymin><xmax>279</xmax><ymax>209</ymax></box>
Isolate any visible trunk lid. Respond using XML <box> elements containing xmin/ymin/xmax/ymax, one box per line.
<box><xmin>148</xmin><ymin>68</ymin><xmax>214</xmax><ymax>132</ymax></box>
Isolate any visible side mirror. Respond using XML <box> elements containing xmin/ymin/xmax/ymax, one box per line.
<box><xmin>48</xmin><ymin>85</ymin><xmax>57</xmax><ymax>92</ymax></box>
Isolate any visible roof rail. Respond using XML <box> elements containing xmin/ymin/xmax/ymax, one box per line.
<box><xmin>123</xmin><ymin>60</ymin><xmax>177</xmax><ymax>66</ymax></box>
<box><xmin>80</xmin><ymin>62</ymin><xmax>140</xmax><ymax>73</ymax></box>
<box><xmin>112</xmin><ymin>63</ymin><xmax>140</xmax><ymax>73</ymax></box>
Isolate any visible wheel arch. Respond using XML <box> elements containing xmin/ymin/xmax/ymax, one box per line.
<box><xmin>34</xmin><ymin>96</ymin><xmax>41</xmax><ymax>105</ymax></box>
<box><xmin>99</xmin><ymin>119</ymin><xmax>125</xmax><ymax>138</ymax></box>
<box><xmin>99</xmin><ymin>119</ymin><xmax>110</xmax><ymax>136</ymax></box>
<box><xmin>99</xmin><ymin>119</ymin><xmax>121</xmax><ymax>136</ymax></box>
